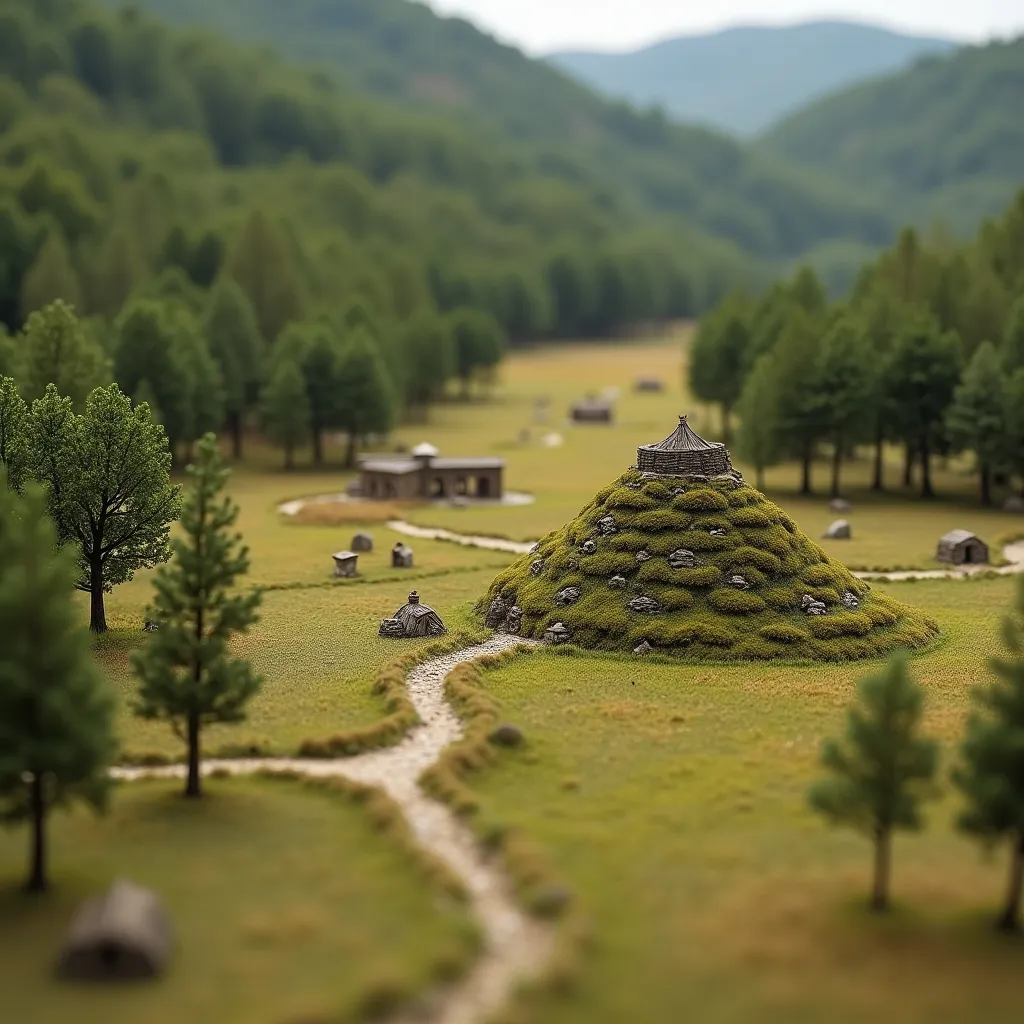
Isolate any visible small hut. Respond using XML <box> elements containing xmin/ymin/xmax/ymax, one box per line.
<box><xmin>634</xmin><ymin>377</ymin><xmax>664</xmax><ymax>393</ymax></box>
<box><xmin>937</xmin><ymin>530</ymin><xmax>989</xmax><ymax>566</ymax></box>
<box><xmin>570</xmin><ymin>397</ymin><xmax>614</xmax><ymax>424</ymax></box>
<box><xmin>637</xmin><ymin>415</ymin><xmax>733</xmax><ymax>477</ymax></box>
<box><xmin>378</xmin><ymin>592</ymin><xmax>447</xmax><ymax>639</ymax></box>
<box><xmin>351</xmin><ymin>532</ymin><xmax>374</xmax><ymax>553</ymax></box>
<box><xmin>332</xmin><ymin>551</ymin><xmax>358</xmax><ymax>578</ymax></box>
<box><xmin>59</xmin><ymin>880</ymin><xmax>171</xmax><ymax>981</ymax></box>
<box><xmin>391</xmin><ymin>543</ymin><xmax>414</xmax><ymax>568</ymax></box>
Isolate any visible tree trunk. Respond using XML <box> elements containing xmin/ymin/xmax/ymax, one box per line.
<box><xmin>756</xmin><ymin>464</ymin><xmax>765</xmax><ymax>491</ymax></box>
<box><xmin>831</xmin><ymin>435</ymin><xmax>843</xmax><ymax>498</ymax></box>
<box><xmin>872</xmin><ymin>426</ymin><xmax>884</xmax><ymax>492</ymax></box>
<box><xmin>230</xmin><ymin>411</ymin><xmax>243</xmax><ymax>461</ymax></box>
<box><xmin>185</xmin><ymin>709</ymin><xmax>201</xmax><ymax>799</ymax></box>
<box><xmin>800</xmin><ymin>440</ymin><xmax>813</xmax><ymax>495</ymax></box>
<box><xmin>26</xmin><ymin>772</ymin><xmax>47</xmax><ymax>893</ymax></box>
<box><xmin>903</xmin><ymin>442</ymin><xmax>916</xmax><ymax>488</ymax></box>
<box><xmin>89</xmin><ymin>559</ymin><xmax>107</xmax><ymax>633</ymax></box>
<box><xmin>920</xmin><ymin>434</ymin><xmax>934</xmax><ymax>498</ymax></box>
<box><xmin>871</xmin><ymin>825</ymin><xmax>891</xmax><ymax>912</ymax></box>
<box><xmin>284</xmin><ymin>441</ymin><xmax>294</xmax><ymax>471</ymax></box>
<box><xmin>345</xmin><ymin>432</ymin><xmax>356</xmax><ymax>470</ymax></box>
<box><xmin>312</xmin><ymin>425</ymin><xmax>323</xmax><ymax>466</ymax></box>
<box><xmin>980</xmin><ymin>462</ymin><xmax>992</xmax><ymax>506</ymax></box>
<box><xmin>997</xmin><ymin>831</ymin><xmax>1024</xmax><ymax>933</ymax></box>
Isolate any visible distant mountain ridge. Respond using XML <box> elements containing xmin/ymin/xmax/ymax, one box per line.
<box><xmin>548</xmin><ymin>21</ymin><xmax>960</xmax><ymax>136</ymax></box>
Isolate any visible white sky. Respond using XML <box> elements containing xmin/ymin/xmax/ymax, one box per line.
<box><xmin>423</xmin><ymin>1</ymin><xmax>1024</xmax><ymax>53</ymax></box>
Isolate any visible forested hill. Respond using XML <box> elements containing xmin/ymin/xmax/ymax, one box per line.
<box><xmin>92</xmin><ymin>0</ymin><xmax>897</xmax><ymax>263</ymax></box>
<box><xmin>549</xmin><ymin>21</ymin><xmax>957</xmax><ymax>138</ymax></box>
<box><xmin>760</xmin><ymin>36</ymin><xmax>1024</xmax><ymax>235</ymax></box>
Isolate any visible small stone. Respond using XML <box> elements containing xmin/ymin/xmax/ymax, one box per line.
<box><xmin>824</xmin><ymin>519</ymin><xmax>852</xmax><ymax>540</ymax></box>
<box><xmin>842</xmin><ymin>590</ymin><xmax>861</xmax><ymax>610</ymax></box>
<box><xmin>489</xmin><ymin>724</ymin><xmax>525</xmax><ymax>748</ymax></box>
<box><xmin>726</xmin><ymin>575</ymin><xmax>750</xmax><ymax>590</ymax></box>
<box><xmin>628</xmin><ymin>596</ymin><xmax>661</xmax><ymax>614</ymax></box>
<box><xmin>709</xmin><ymin>528</ymin><xmax>728</xmax><ymax>537</ymax></box>
<box><xmin>544</xmin><ymin>622</ymin><xmax>570</xmax><ymax>644</ymax></box>
<box><xmin>807</xmin><ymin>603</ymin><xmax>828</xmax><ymax>616</ymax></box>
<box><xmin>503</xmin><ymin>606</ymin><xmax>523</xmax><ymax>635</ymax></box>
<box><xmin>608</xmin><ymin>575</ymin><xmax>628</xmax><ymax>589</ymax></box>
<box><xmin>671</xmin><ymin>487</ymin><xmax>687</xmax><ymax>496</ymax></box>
<box><xmin>485</xmin><ymin>594</ymin><xmax>509</xmax><ymax>629</ymax></box>
<box><xmin>566</xmin><ymin>558</ymin><xmax>579</xmax><ymax>571</ymax></box>
<box><xmin>633</xmin><ymin>641</ymin><xmax>654</xmax><ymax>656</ymax></box>
<box><xmin>555</xmin><ymin>586</ymin><xmax>582</xmax><ymax>607</ymax></box>
<box><xmin>530</xmin><ymin>559</ymin><xmax>546</xmax><ymax>576</ymax></box>
<box><xmin>829</xmin><ymin>498</ymin><xmax>852</xmax><ymax>513</ymax></box>
<box><xmin>351</xmin><ymin>532</ymin><xmax>373</xmax><ymax>552</ymax></box>
<box><xmin>597</xmin><ymin>515</ymin><xmax>618</xmax><ymax>536</ymax></box>
<box><xmin>635</xmin><ymin>550</ymin><xmax>652</xmax><ymax>563</ymax></box>
<box><xmin>378</xmin><ymin>618</ymin><xmax>406</xmax><ymax>638</ymax></box>
<box><xmin>529</xmin><ymin>543</ymin><xmax>540</xmax><ymax>554</ymax></box>
<box><xmin>581</xmin><ymin>539</ymin><xmax>598</xmax><ymax>555</ymax></box>
<box><xmin>668</xmin><ymin>549</ymin><xmax>698</xmax><ymax>569</ymax></box>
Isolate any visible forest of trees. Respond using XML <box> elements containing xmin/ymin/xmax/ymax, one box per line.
<box><xmin>691</xmin><ymin>188</ymin><xmax>1024</xmax><ymax>504</ymax></box>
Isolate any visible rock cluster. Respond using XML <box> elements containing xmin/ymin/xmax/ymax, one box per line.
<box><xmin>668</xmin><ymin>549</ymin><xmax>698</xmax><ymax>569</ymax></box>
<box><xmin>841</xmin><ymin>590</ymin><xmax>861</xmax><ymax>610</ymax></box>
<box><xmin>801</xmin><ymin>594</ymin><xmax>828</xmax><ymax>616</ymax></box>
<box><xmin>608</xmin><ymin>575</ymin><xmax>627</xmax><ymax>589</ymax></box>
<box><xmin>555</xmin><ymin>586</ymin><xmax>581</xmax><ymax>607</ymax></box>
<box><xmin>597</xmin><ymin>515</ymin><xmax>618</xmax><ymax>536</ymax></box>
<box><xmin>628</xmin><ymin>596</ymin><xmax>661</xmax><ymax>614</ymax></box>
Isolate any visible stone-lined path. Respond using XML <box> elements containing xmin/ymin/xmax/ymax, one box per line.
<box><xmin>114</xmin><ymin>635</ymin><xmax>550</xmax><ymax>1024</ymax></box>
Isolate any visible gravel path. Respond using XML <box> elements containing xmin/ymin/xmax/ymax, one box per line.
<box><xmin>114</xmin><ymin>634</ymin><xmax>550</xmax><ymax>1024</ymax></box>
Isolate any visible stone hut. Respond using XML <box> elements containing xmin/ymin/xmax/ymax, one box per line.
<box><xmin>351</xmin><ymin>532</ymin><xmax>373</xmax><ymax>553</ymax></box>
<box><xmin>391</xmin><ymin>543</ymin><xmax>414</xmax><ymax>569</ymax></box>
<box><xmin>359</xmin><ymin>442</ymin><xmax>504</xmax><ymax>501</ymax></box>
<box><xmin>59</xmin><ymin>880</ymin><xmax>171</xmax><ymax>981</ymax></box>
<box><xmin>570</xmin><ymin>397</ymin><xmax>614</xmax><ymax>424</ymax></box>
<box><xmin>379</xmin><ymin>592</ymin><xmax>447</xmax><ymax>639</ymax></box>
<box><xmin>332</xmin><ymin>551</ymin><xmax>358</xmax><ymax>578</ymax></box>
<box><xmin>637</xmin><ymin>415</ymin><xmax>734</xmax><ymax>478</ymax></box>
<box><xmin>937</xmin><ymin>530</ymin><xmax>989</xmax><ymax>566</ymax></box>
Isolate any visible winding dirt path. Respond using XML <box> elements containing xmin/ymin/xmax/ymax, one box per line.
<box><xmin>114</xmin><ymin>635</ymin><xmax>551</xmax><ymax>1024</ymax></box>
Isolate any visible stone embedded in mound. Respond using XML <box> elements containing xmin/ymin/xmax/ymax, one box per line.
<box><xmin>479</xmin><ymin>416</ymin><xmax>938</xmax><ymax>662</ymax></box>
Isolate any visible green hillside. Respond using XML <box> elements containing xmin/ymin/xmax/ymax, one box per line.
<box><xmin>93</xmin><ymin>0</ymin><xmax>898</xmax><ymax>262</ymax></box>
<box><xmin>549</xmin><ymin>21</ymin><xmax>957</xmax><ymax>138</ymax></box>
<box><xmin>761</xmin><ymin>37</ymin><xmax>1024</xmax><ymax>234</ymax></box>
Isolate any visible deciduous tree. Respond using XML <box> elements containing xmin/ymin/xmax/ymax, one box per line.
<box><xmin>735</xmin><ymin>352</ymin><xmax>782</xmax><ymax>491</ymax></box>
<box><xmin>809</xmin><ymin>653</ymin><xmax>939</xmax><ymax>912</ymax></box>
<box><xmin>133</xmin><ymin>435</ymin><xmax>262</xmax><ymax>798</ymax></box>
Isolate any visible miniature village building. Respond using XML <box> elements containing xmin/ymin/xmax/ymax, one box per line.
<box><xmin>633</xmin><ymin>376</ymin><xmax>664</xmax><ymax>393</ymax></box>
<box><xmin>391</xmin><ymin>542</ymin><xmax>414</xmax><ymax>568</ymax></box>
<box><xmin>59</xmin><ymin>880</ymin><xmax>172</xmax><ymax>981</ymax></box>
<box><xmin>936</xmin><ymin>529</ymin><xmax>989</xmax><ymax>566</ymax></box>
<box><xmin>570</xmin><ymin>397</ymin><xmax>614</xmax><ymax>424</ymax></box>
<box><xmin>332</xmin><ymin>551</ymin><xmax>358</xmax><ymax>578</ymax></box>
<box><xmin>637</xmin><ymin>416</ymin><xmax>734</xmax><ymax>477</ymax></box>
<box><xmin>351</xmin><ymin>532</ymin><xmax>373</xmax><ymax>552</ymax></box>
<box><xmin>379</xmin><ymin>591</ymin><xmax>447</xmax><ymax>639</ymax></box>
<box><xmin>359</xmin><ymin>442</ymin><xmax>504</xmax><ymax>501</ymax></box>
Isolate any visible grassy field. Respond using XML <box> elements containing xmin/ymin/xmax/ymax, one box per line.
<box><xmin>0</xmin><ymin>776</ymin><xmax>478</xmax><ymax>1024</ymax></box>
<box><xmin>459</xmin><ymin>575</ymin><xmax>1024</xmax><ymax>1023</ymax></box>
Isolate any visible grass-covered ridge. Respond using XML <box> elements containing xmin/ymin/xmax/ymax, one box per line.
<box><xmin>482</xmin><ymin>470</ymin><xmax>938</xmax><ymax>661</ymax></box>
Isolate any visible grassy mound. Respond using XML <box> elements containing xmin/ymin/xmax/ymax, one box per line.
<box><xmin>481</xmin><ymin>471</ymin><xmax>938</xmax><ymax>661</ymax></box>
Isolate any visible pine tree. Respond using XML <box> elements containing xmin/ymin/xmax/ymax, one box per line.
<box><xmin>18</xmin><ymin>231</ymin><xmax>82</xmax><ymax>323</ymax></box>
<box><xmin>17</xmin><ymin>299</ymin><xmax>110</xmax><ymax>409</ymax></box>
<box><xmin>169</xmin><ymin>311</ymin><xmax>224</xmax><ymax>462</ymax></box>
<box><xmin>0</xmin><ymin>375</ymin><xmax>29</xmax><ymax>492</ymax></box>
<box><xmin>735</xmin><ymin>352</ymin><xmax>781</xmax><ymax>491</ymax></box>
<box><xmin>133</xmin><ymin>435</ymin><xmax>263</xmax><ymax>798</ymax></box>
<box><xmin>260</xmin><ymin>357</ymin><xmax>309</xmax><ymax>469</ymax></box>
<box><xmin>1002</xmin><ymin>294</ymin><xmax>1024</xmax><ymax>373</ymax></box>
<box><xmin>91</xmin><ymin>227</ymin><xmax>140</xmax><ymax>318</ymax></box>
<box><xmin>202</xmin><ymin>279</ymin><xmax>264</xmax><ymax>460</ymax></box>
<box><xmin>953</xmin><ymin>577</ymin><xmax>1024</xmax><ymax>933</ymax></box>
<box><xmin>946</xmin><ymin>342</ymin><xmax>1008</xmax><ymax>505</ymax></box>
<box><xmin>0</xmin><ymin>480</ymin><xmax>116</xmax><ymax>892</ymax></box>
<box><xmin>808</xmin><ymin>652</ymin><xmax>939</xmax><ymax>911</ymax></box>
<box><xmin>334</xmin><ymin>328</ymin><xmax>396</xmax><ymax>467</ymax></box>
<box><xmin>1004</xmin><ymin>369</ymin><xmax>1024</xmax><ymax>498</ymax></box>
<box><xmin>29</xmin><ymin>383</ymin><xmax>180</xmax><ymax>633</ymax></box>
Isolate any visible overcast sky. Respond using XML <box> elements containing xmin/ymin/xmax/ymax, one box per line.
<box><xmin>424</xmin><ymin>1</ymin><xmax>1024</xmax><ymax>53</ymax></box>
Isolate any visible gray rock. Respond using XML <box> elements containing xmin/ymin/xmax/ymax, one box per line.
<box><xmin>544</xmin><ymin>622</ymin><xmax>570</xmax><ymax>644</ymax></box>
<box><xmin>635</xmin><ymin>550</ymin><xmax>652</xmax><ymax>564</ymax></box>
<box><xmin>829</xmin><ymin>498</ymin><xmax>852</xmax><ymax>513</ymax></box>
<box><xmin>581</xmin><ymin>539</ymin><xmax>598</xmax><ymax>555</ymax></box>
<box><xmin>801</xmin><ymin>593</ymin><xmax>828</xmax><ymax>616</ymax></box>
<box><xmin>668</xmin><ymin>549</ymin><xmax>698</xmax><ymax>569</ymax></box>
<box><xmin>530</xmin><ymin>558</ymin><xmax>546</xmax><ymax>576</ymax></box>
<box><xmin>378</xmin><ymin>618</ymin><xmax>406</xmax><ymax>639</ymax></box>
<box><xmin>489</xmin><ymin>723</ymin><xmax>525</xmax><ymax>748</ymax></box>
<box><xmin>633</xmin><ymin>641</ymin><xmax>654</xmax><ymax>656</ymax></box>
<box><xmin>671</xmin><ymin>487</ymin><xmax>687</xmax><ymax>496</ymax></box>
<box><xmin>628</xmin><ymin>596</ymin><xmax>661</xmax><ymax>614</ymax></box>
<box><xmin>842</xmin><ymin>590</ymin><xmax>861</xmax><ymax>610</ymax></box>
<box><xmin>824</xmin><ymin>519</ymin><xmax>852</xmax><ymax>540</ymax></box>
<box><xmin>709</xmin><ymin>528</ymin><xmax>728</xmax><ymax>537</ymax></box>
<box><xmin>566</xmin><ymin>558</ymin><xmax>579</xmax><ymax>571</ymax></box>
<box><xmin>485</xmin><ymin>595</ymin><xmax>509</xmax><ymax>630</ymax></box>
<box><xmin>351</xmin><ymin>532</ymin><xmax>373</xmax><ymax>552</ymax></box>
<box><xmin>555</xmin><ymin>586</ymin><xmax>582</xmax><ymax>607</ymax></box>
<box><xmin>597</xmin><ymin>515</ymin><xmax>618</xmax><ymax>536</ymax></box>
<box><xmin>726</xmin><ymin>574</ymin><xmax>750</xmax><ymax>590</ymax></box>
<box><xmin>608</xmin><ymin>575</ymin><xmax>628</xmax><ymax>589</ymax></box>
<box><xmin>504</xmin><ymin>606</ymin><xmax>523</xmax><ymax>636</ymax></box>
<box><xmin>529</xmin><ymin>542</ymin><xmax>540</xmax><ymax>554</ymax></box>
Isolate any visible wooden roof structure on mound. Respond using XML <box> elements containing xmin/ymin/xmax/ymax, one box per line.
<box><xmin>637</xmin><ymin>416</ymin><xmax>734</xmax><ymax>478</ymax></box>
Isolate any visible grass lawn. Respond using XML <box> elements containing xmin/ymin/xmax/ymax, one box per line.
<box><xmin>0</xmin><ymin>776</ymin><xmax>478</xmax><ymax>1024</ymax></box>
<box><xmin>460</xmin><ymin>575</ymin><xmax>1024</xmax><ymax>1023</ymax></box>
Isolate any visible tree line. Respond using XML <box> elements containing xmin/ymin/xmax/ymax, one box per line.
<box><xmin>690</xmin><ymin>187</ymin><xmax>1024</xmax><ymax>503</ymax></box>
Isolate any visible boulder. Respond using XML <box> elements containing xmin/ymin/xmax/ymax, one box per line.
<box><xmin>628</xmin><ymin>596</ymin><xmax>661</xmax><ymax>614</ymax></box>
<box><xmin>633</xmin><ymin>641</ymin><xmax>654</xmax><ymax>656</ymax></box>
<box><xmin>726</xmin><ymin>575</ymin><xmax>750</xmax><ymax>590</ymax></box>
<box><xmin>530</xmin><ymin>558</ymin><xmax>546</xmax><ymax>576</ymax></box>
<box><xmin>581</xmin><ymin>539</ymin><xmax>598</xmax><ymax>555</ymax></box>
<box><xmin>544</xmin><ymin>622</ymin><xmax>570</xmax><ymax>644</ymax></box>
<box><xmin>485</xmin><ymin>595</ymin><xmax>509</xmax><ymax>630</ymax></box>
<box><xmin>597</xmin><ymin>515</ymin><xmax>618</xmax><ymax>536</ymax></box>
<box><xmin>351</xmin><ymin>532</ymin><xmax>373</xmax><ymax>553</ymax></box>
<box><xmin>555</xmin><ymin>586</ymin><xmax>582</xmax><ymax>607</ymax></box>
<box><xmin>503</xmin><ymin>606</ymin><xmax>523</xmax><ymax>636</ymax></box>
<box><xmin>608</xmin><ymin>575</ymin><xmax>628</xmax><ymax>589</ymax></box>
<box><xmin>708</xmin><ymin>528</ymin><xmax>728</xmax><ymax>537</ymax></box>
<box><xmin>842</xmin><ymin>590</ymin><xmax>861</xmax><ymax>610</ymax></box>
<box><xmin>824</xmin><ymin>519</ymin><xmax>852</xmax><ymax>540</ymax></box>
<box><xmin>489</xmin><ymin>723</ymin><xmax>525</xmax><ymax>748</ymax></box>
<box><xmin>801</xmin><ymin>594</ymin><xmax>828</xmax><ymax>616</ymax></box>
<box><xmin>635</xmin><ymin>550</ymin><xmax>652</xmax><ymax>564</ymax></box>
<box><xmin>668</xmin><ymin>549</ymin><xmax>698</xmax><ymax>569</ymax></box>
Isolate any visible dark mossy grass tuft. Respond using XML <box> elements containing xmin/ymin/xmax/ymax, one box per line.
<box><xmin>482</xmin><ymin>469</ymin><xmax>938</xmax><ymax>662</ymax></box>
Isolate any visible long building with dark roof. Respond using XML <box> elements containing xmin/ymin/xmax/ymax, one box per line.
<box><xmin>359</xmin><ymin>443</ymin><xmax>504</xmax><ymax>501</ymax></box>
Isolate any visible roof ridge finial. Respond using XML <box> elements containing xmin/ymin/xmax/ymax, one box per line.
<box><xmin>678</xmin><ymin>414</ymin><xmax>688</xmax><ymax>425</ymax></box>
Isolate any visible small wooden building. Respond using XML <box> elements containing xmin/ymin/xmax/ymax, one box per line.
<box><xmin>937</xmin><ymin>529</ymin><xmax>989</xmax><ymax>566</ymax></box>
<box><xmin>359</xmin><ymin>443</ymin><xmax>504</xmax><ymax>502</ymax></box>
<box><xmin>59</xmin><ymin>880</ymin><xmax>171</xmax><ymax>981</ymax></box>
<box><xmin>332</xmin><ymin>551</ymin><xmax>358</xmax><ymax>578</ymax></box>
<box><xmin>570</xmin><ymin>398</ymin><xmax>614</xmax><ymax>424</ymax></box>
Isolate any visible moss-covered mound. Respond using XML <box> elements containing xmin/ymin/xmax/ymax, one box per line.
<box><xmin>481</xmin><ymin>471</ymin><xmax>938</xmax><ymax>661</ymax></box>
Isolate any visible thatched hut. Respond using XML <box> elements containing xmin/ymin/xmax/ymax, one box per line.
<box><xmin>59</xmin><ymin>880</ymin><xmax>171</xmax><ymax>981</ymax></box>
<box><xmin>636</xmin><ymin>415</ymin><xmax>734</xmax><ymax>478</ymax></box>
<box><xmin>936</xmin><ymin>530</ymin><xmax>989</xmax><ymax>566</ymax></box>
<box><xmin>379</xmin><ymin>592</ymin><xmax>447</xmax><ymax>638</ymax></box>
<box><xmin>570</xmin><ymin>398</ymin><xmax>614</xmax><ymax>424</ymax></box>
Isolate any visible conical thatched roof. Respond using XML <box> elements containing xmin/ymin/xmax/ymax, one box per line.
<box><xmin>637</xmin><ymin>416</ymin><xmax>735</xmax><ymax>478</ymax></box>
